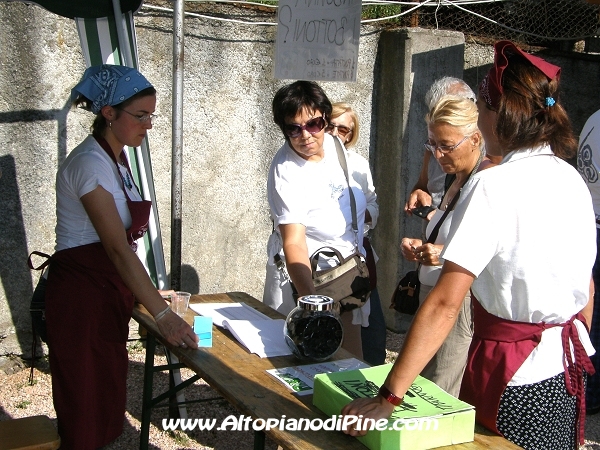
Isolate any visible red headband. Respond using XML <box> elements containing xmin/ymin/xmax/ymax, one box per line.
<box><xmin>479</xmin><ymin>40</ymin><xmax>561</xmax><ymax>110</ymax></box>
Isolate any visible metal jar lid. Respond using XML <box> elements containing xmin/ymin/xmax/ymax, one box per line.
<box><xmin>297</xmin><ymin>295</ymin><xmax>334</xmax><ymax>311</ymax></box>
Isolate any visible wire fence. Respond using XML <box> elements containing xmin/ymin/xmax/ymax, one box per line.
<box><xmin>148</xmin><ymin>0</ymin><xmax>600</xmax><ymax>49</ymax></box>
<box><xmin>387</xmin><ymin>0</ymin><xmax>600</xmax><ymax>47</ymax></box>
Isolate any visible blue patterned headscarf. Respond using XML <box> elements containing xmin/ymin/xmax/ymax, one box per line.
<box><xmin>71</xmin><ymin>64</ymin><xmax>153</xmax><ymax>114</ymax></box>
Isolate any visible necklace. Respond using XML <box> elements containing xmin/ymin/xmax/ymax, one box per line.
<box><xmin>119</xmin><ymin>164</ymin><xmax>133</xmax><ymax>190</ymax></box>
<box><xmin>440</xmin><ymin>189</ymin><xmax>460</xmax><ymax>211</ymax></box>
<box><xmin>440</xmin><ymin>150</ymin><xmax>485</xmax><ymax>211</ymax></box>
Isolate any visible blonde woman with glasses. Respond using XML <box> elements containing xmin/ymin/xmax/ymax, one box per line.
<box><xmin>326</xmin><ymin>102</ymin><xmax>359</xmax><ymax>148</ymax></box>
<box><xmin>398</xmin><ymin>95</ymin><xmax>496</xmax><ymax>397</ymax></box>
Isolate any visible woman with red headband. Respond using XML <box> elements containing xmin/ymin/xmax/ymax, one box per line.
<box><xmin>342</xmin><ymin>41</ymin><xmax>596</xmax><ymax>449</ymax></box>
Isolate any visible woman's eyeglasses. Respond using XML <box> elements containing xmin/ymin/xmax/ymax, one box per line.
<box><xmin>117</xmin><ymin>108</ymin><xmax>157</xmax><ymax>125</ymax></box>
<box><xmin>325</xmin><ymin>123</ymin><xmax>352</xmax><ymax>138</ymax></box>
<box><xmin>424</xmin><ymin>135</ymin><xmax>470</xmax><ymax>154</ymax></box>
<box><xmin>284</xmin><ymin>116</ymin><xmax>326</xmax><ymax>138</ymax></box>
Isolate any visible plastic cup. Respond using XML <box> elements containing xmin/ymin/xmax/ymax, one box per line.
<box><xmin>170</xmin><ymin>291</ymin><xmax>191</xmax><ymax>317</ymax></box>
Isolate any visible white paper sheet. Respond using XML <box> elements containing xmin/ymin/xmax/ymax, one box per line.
<box><xmin>222</xmin><ymin>319</ymin><xmax>291</xmax><ymax>358</ymax></box>
<box><xmin>189</xmin><ymin>302</ymin><xmax>292</xmax><ymax>358</ymax></box>
<box><xmin>189</xmin><ymin>302</ymin><xmax>271</xmax><ymax>326</ymax></box>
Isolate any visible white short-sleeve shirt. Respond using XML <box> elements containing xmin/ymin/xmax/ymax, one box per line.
<box><xmin>578</xmin><ymin>108</ymin><xmax>600</xmax><ymax>227</ymax></box>
<box><xmin>442</xmin><ymin>144</ymin><xmax>596</xmax><ymax>385</ymax></box>
<box><xmin>55</xmin><ymin>135</ymin><xmax>141</xmax><ymax>251</ymax></box>
<box><xmin>264</xmin><ymin>134</ymin><xmax>378</xmax><ymax>317</ymax></box>
<box><xmin>267</xmin><ymin>133</ymin><xmax>368</xmax><ymax>260</ymax></box>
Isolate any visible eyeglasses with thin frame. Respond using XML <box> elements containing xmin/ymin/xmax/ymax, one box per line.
<box><xmin>284</xmin><ymin>116</ymin><xmax>326</xmax><ymax>139</ymax></box>
<box><xmin>117</xmin><ymin>108</ymin><xmax>157</xmax><ymax>125</ymax></box>
<box><xmin>424</xmin><ymin>135</ymin><xmax>470</xmax><ymax>154</ymax></box>
<box><xmin>325</xmin><ymin>123</ymin><xmax>353</xmax><ymax>139</ymax></box>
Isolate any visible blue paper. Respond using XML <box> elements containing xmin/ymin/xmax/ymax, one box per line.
<box><xmin>194</xmin><ymin>316</ymin><xmax>213</xmax><ymax>347</ymax></box>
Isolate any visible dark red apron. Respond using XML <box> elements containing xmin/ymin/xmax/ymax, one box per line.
<box><xmin>460</xmin><ymin>298</ymin><xmax>595</xmax><ymax>446</ymax></box>
<box><xmin>46</xmin><ymin>135</ymin><xmax>151</xmax><ymax>449</ymax></box>
<box><xmin>95</xmin><ymin>135</ymin><xmax>151</xmax><ymax>251</ymax></box>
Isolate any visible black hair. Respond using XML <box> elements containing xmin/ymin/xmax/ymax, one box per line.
<box><xmin>272</xmin><ymin>81</ymin><xmax>332</xmax><ymax>140</ymax></box>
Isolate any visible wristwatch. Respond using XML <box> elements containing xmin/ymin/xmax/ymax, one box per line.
<box><xmin>378</xmin><ymin>385</ymin><xmax>403</xmax><ymax>406</ymax></box>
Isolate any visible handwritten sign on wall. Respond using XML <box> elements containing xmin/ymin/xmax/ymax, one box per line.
<box><xmin>274</xmin><ymin>0</ymin><xmax>361</xmax><ymax>82</ymax></box>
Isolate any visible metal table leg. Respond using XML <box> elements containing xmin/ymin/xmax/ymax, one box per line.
<box><xmin>139</xmin><ymin>333</ymin><xmax>156</xmax><ymax>450</ymax></box>
<box><xmin>254</xmin><ymin>430</ymin><xmax>266</xmax><ymax>450</ymax></box>
<box><xmin>138</xmin><ymin>334</ymin><xmax>204</xmax><ymax>450</ymax></box>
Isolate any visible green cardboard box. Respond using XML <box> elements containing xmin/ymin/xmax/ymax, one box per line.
<box><xmin>313</xmin><ymin>364</ymin><xmax>475</xmax><ymax>450</ymax></box>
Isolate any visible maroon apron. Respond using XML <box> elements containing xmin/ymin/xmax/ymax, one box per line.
<box><xmin>95</xmin><ymin>135</ymin><xmax>152</xmax><ymax>251</ymax></box>
<box><xmin>460</xmin><ymin>298</ymin><xmax>595</xmax><ymax>446</ymax></box>
<box><xmin>46</xmin><ymin>135</ymin><xmax>151</xmax><ymax>449</ymax></box>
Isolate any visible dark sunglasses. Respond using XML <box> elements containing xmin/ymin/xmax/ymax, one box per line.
<box><xmin>284</xmin><ymin>116</ymin><xmax>326</xmax><ymax>138</ymax></box>
<box><xmin>325</xmin><ymin>123</ymin><xmax>352</xmax><ymax>138</ymax></box>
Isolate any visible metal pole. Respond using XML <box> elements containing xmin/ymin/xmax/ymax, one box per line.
<box><xmin>111</xmin><ymin>0</ymin><xmax>134</xmax><ymax>67</ymax></box>
<box><xmin>169</xmin><ymin>0</ymin><xmax>188</xmax><ymax>421</ymax></box>
<box><xmin>171</xmin><ymin>0</ymin><xmax>184</xmax><ymax>291</ymax></box>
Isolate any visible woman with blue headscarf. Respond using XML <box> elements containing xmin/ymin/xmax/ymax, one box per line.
<box><xmin>44</xmin><ymin>65</ymin><xmax>198</xmax><ymax>449</ymax></box>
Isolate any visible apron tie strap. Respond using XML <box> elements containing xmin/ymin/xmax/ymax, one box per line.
<box><xmin>561</xmin><ymin>313</ymin><xmax>595</xmax><ymax>445</ymax></box>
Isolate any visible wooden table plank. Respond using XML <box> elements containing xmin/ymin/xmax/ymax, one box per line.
<box><xmin>132</xmin><ymin>292</ymin><xmax>521</xmax><ymax>450</ymax></box>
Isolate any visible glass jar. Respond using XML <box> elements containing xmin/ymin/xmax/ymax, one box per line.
<box><xmin>284</xmin><ymin>295</ymin><xmax>343</xmax><ymax>362</ymax></box>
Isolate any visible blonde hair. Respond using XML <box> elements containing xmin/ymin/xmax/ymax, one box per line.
<box><xmin>330</xmin><ymin>102</ymin><xmax>359</xmax><ymax>148</ymax></box>
<box><xmin>426</xmin><ymin>95</ymin><xmax>482</xmax><ymax>149</ymax></box>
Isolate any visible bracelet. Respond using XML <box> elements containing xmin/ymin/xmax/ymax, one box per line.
<box><xmin>378</xmin><ymin>385</ymin><xmax>403</xmax><ymax>406</ymax></box>
<box><xmin>154</xmin><ymin>305</ymin><xmax>171</xmax><ymax>322</ymax></box>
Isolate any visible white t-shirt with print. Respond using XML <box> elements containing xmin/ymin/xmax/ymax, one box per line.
<box><xmin>578</xmin><ymin>108</ymin><xmax>600</xmax><ymax>227</ymax></box>
<box><xmin>268</xmin><ymin>133</ymin><xmax>369</xmax><ymax>259</ymax></box>
<box><xmin>264</xmin><ymin>133</ymin><xmax>377</xmax><ymax>315</ymax></box>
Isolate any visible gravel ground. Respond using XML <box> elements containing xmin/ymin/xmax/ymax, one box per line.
<box><xmin>1</xmin><ymin>325</ymin><xmax>600</xmax><ymax>449</ymax></box>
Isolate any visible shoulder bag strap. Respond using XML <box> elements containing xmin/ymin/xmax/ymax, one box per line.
<box><xmin>426</xmin><ymin>190</ymin><xmax>460</xmax><ymax>244</ymax></box>
<box><xmin>414</xmin><ymin>184</ymin><xmax>462</xmax><ymax>274</ymax></box>
<box><xmin>333</xmin><ymin>137</ymin><xmax>360</xmax><ymax>250</ymax></box>
<box><xmin>27</xmin><ymin>251</ymin><xmax>52</xmax><ymax>271</ymax></box>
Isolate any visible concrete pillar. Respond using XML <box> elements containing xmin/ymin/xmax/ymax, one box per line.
<box><xmin>371</xmin><ymin>28</ymin><xmax>466</xmax><ymax>332</ymax></box>
<box><xmin>585</xmin><ymin>36</ymin><xmax>600</xmax><ymax>54</ymax></box>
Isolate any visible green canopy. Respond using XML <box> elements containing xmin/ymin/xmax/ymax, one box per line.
<box><xmin>3</xmin><ymin>0</ymin><xmax>167</xmax><ymax>289</ymax></box>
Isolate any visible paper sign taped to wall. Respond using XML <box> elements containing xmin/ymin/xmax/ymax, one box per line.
<box><xmin>274</xmin><ymin>0</ymin><xmax>361</xmax><ymax>82</ymax></box>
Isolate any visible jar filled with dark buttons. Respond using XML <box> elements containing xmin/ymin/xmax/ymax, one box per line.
<box><xmin>284</xmin><ymin>295</ymin><xmax>343</xmax><ymax>362</ymax></box>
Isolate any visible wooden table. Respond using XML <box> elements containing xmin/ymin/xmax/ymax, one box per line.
<box><xmin>132</xmin><ymin>292</ymin><xmax>521</xmax><ymax>450</ymax></box>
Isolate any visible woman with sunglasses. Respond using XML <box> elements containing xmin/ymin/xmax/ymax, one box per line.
<box><xmin>41</xmin><ymin>65</ymin><xmax>198</xmax><ymax>449</ymax></box>
<box><xmin>327</xmin><ymin>102</ymin><xmax>359</xmax><ymax>148</ymax></box>
<box><xmin>343</xmin><ymin>41</ymin><xmax>596</xmax><ymax>450</ymax></box>
<box><xmin>398</xmin><ymin>95</ymin><xmax>496</xmax><ymax>397</ymax></box>
<box><xmin>263</xmin><ymin>81</ymin><xmax>378</xmax><ymax>360</ymax></box>
<box><xmin>325</xmin><ymin>102</ymin><xmax>385</xmax><ymax>366</ymax></box>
